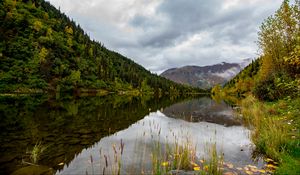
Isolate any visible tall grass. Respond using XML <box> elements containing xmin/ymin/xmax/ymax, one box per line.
<box><xmin>240</xmin><ymin>95</ymin><xmax>289</xmax><ymax>161</ymax></box>
<box><xmin>25</xmin><ymin>142</ymin><xmax>47</xmax><ymax>164</ymax></box>
<box><xmin>151</xmin><ymin>137</ymin><xmax>197</xmax><ymax>174</ymax></box>
<box><xmin>150</xmin><ymin>137</ymin><xmax>224</xmax><ymax>175</ymax></box>
<box><xmin>206</xmin><ymin>143</ymin><xmax>223</xmax><ymax>175</ymax></box>
<box><xmin>239</xmin><ymin>95</ymin><xmax>300</xmax><ymax>174</ymax></box>
<box><xmin>94</xmin><ymin>116</ymin><xmax>229</xmax><ymax>175</ymax></box>
<box><xmin>99</xmin><ymin>140</ymin><xmax>124</xmax><ymax>175</ymax></box>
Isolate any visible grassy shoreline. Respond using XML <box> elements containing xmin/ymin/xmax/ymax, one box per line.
<box><xmin>239</xmin><ymin>95</ymin><xmax>300</xmax><ymax>174</ymax></box>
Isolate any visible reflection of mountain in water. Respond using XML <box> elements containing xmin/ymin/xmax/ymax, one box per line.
<box><xmin>162</xmin><ymin>97</ymin><xmax>241</xmax><ymax>126</ymax></box>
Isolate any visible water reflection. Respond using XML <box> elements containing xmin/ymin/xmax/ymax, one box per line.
<box><xmin>0</xmin><ymin>95</ymin><xmax>184</xmax><ymax>174</ymax></box>
<box><xmin>162</xmin><ymin>97</ymin><xmax>241</xmax><ymax>126</ymax></box>
<box><xmin>57</xmin><ymin>98</ymin><xmax>263</xmax><ymax>175</ymax></box>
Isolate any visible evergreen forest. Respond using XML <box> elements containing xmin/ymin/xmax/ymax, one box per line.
<box><xmin>0</xmin><ymin>0</ymin><xmax>203</xmax><ymax>96</ymax></box>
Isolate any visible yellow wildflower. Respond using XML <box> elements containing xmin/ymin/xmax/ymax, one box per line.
<box><xmin>190</xmin><ymin>162</ymin><xmax>198</xmax><ymax>167</ymax></box>
<box><xmin>193</xmin><ymin>166</ymin><xmax>201</xmax><ymax>171</ymax></box>
<box><xmin>161</xmin><ymin>161</ymin><xmax>169</xmax><ymax>166</ymax></box>
<box><xmin>258</xmin><ymin>169</ymin><xmax>266</xmax><ymax>173</ymax></box>
<box><xmin>204</xmin><ymin>165</ymin><xmax>209</xmax><ymax>171</ymax></box>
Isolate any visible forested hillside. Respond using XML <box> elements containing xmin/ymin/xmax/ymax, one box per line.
<box><xmin>217</xmin><ymin>58</ymin><xmax>261</xmax><ymax>97</ymax></box>
<box><xmin>0</xmin><ymin>0</ymin><xmax>202</xmax><ymax>95</ymax></box>
<box><xmin>212</xmin><ymin>1</ymin><xmax>300</xmax><ymax>173</ymax></box>
<box><xmin>216</xmin><ymin>0</ymin><xmax>300</xmax><ymax>100</ymax></box>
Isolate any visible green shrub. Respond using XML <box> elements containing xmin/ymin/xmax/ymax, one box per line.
<box><xmin>253</xmin><ymin>76</ymin><xmax>276</xmax><ymax>101</ymax></box>
<box><xmin>253</xmin><ymin>73</ymin><xmax>300</xmax><ymax>101</ymax></box>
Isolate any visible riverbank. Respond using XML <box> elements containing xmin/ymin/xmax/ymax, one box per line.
<box><xmin>0</xmin><ymin>87</ymin><xmax>210</xmax><ymax>98</ymax></box>
<box><xmin>239</xmin><ymin>95</ymin><xmax>300</xmax><ymax>174</ymax></box>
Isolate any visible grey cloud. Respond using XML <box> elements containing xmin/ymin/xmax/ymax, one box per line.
<box><xmin>140</xmin><ymin>30</ymin><xmax>180</xmax><ymax>47</ymax></box>
<box><xmin>131</xmin><ymin>0</ymin><xmax>280</xmax><ymax>49</ymax></box>
<box><xmin>48</xmin><ymin>0</ymin><xmax>283</xmax><ymax>73</ymax></box>
<box><xmin>133</xmin><ymin>0</ymin><xmax>221</xmax><ymax>48</ymax></box>
<box><xmin>130</xmin><ymin>15</ymin><xmax>156</xmax><ymax>29</ymax></box>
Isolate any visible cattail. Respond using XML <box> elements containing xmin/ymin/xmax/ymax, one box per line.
<box><xmin>102</xmin><ymin>167</ymin><xmax>105</xmax><ymax>175</ymax></box>
<box><xmin>112</xmin><ymin>144</ymin><xmax>117</xmax><ymax>154</ymax></box>
<box><xmin>114</xmin><ymin>154</ymin><xmax>118</xmax><ymax>163</ymax></box>
<box><xmin>90</xmin><ymin>155</ymin><xmax>93</xmax><ymax>164</ymax></box>
<box><xmin>120</xmin><ymin>139</ymin><xmax>124</xmax><ymax>155</ymax></box>
<box><xmin>90</xmin><ymin>155</ymin><xmax>94</xmax><ymax>175</ymax></box>
<box><xmin>104</xmin><ymin>155</ymin><xmax>108</xmax><ymax>167</ymax></box>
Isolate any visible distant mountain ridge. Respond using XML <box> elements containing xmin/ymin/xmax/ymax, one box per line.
<box><xmin>160</xmin><ymin>59</ymin><xmax>252</xmax><ymax>89</ymax></box>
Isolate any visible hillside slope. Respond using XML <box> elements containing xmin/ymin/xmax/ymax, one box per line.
<box><xmin>0</xmin><ymin>0</ymin><xmax>201</xmax><ymax>94</ymax></box>
<box><xmin>212</xmin><ymin>1</ymin><xmax>300</xmax><ymax>174</ymax></box>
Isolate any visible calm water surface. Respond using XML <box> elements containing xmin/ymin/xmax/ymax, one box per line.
<box><xmin>0</xmin><ymin>95</ymin><xmax>263</xmax><ymax>175</ymax></box>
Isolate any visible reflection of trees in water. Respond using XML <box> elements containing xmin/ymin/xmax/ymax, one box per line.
<box><xmin>0</xmin><ymin>95</ymin><xmax>187</xmax><ymax>174</ymax></box>
<box><xmin>162</xmin><ymin>97</ymin><xmax>241</xmax><ymax>126</ymax></box>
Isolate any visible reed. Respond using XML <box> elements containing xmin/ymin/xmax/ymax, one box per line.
<box><xmin>27</xmin><ymin>142</ymin><xmax>47</xmax><ymax>164</ymax></box>
<box><xmin>99</xmin><ymin>139</ymin><xmax>124</xmax><ymax>175</ymax></box>
<box><xmin>205</xmin><ymin>143</ymin><xmax>223</xmax><ymax>175</ymax></box>
<box><xmin>151</xmin><ymin>137</ymin><xmax>197</xmax><ymax>175</ymax></box>
<box><xmin>239</xmin><ymin>95</ymin><xmax>300</xmax><ymax>174</ymax></box>
<box><xmin>97</xmin><ymin>120</ymin><xmax>226</xmax><ymax>175</ymax></box>
<box><xmin>240</xmin><ymin>95</ymin><xmax>289</xmax><ymax>160</ymax></box>
<box><xmin>151</xmin><ymin>136</ymin><xmax>224</xmax><ymax>175</ymax></box>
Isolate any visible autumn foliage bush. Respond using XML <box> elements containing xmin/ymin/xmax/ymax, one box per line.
<box><xmin>253</xmin><ymin>0</ymin><xmax>300</xmax><ymax>101</ymax></box>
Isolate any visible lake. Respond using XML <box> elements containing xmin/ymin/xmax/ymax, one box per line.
<box><xmin>0</xmin><ymin>95</ymin><xmax>264</xmax><ymax>175</ymax></box>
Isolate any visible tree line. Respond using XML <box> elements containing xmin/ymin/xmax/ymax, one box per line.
<box><xmin>0</xmin><ymin>0</ymin><xmax>205</xmax><ymax>95</ymax></box>
<box><xmin>213</xmin><ymin>0</ymin><xmax>300</xmax><ymax>101</ymax></box>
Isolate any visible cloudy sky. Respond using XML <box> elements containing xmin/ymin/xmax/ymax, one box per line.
<box><xmin>47</xmin><ymin>0</ymin><xmax>282</xmax><ymax>73</ymax></box>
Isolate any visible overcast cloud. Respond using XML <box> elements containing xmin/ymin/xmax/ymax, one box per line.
<box><xmin>47</xmin><ymin>0</ymin><xmax>282</xmax><ymax>73</ymax></box>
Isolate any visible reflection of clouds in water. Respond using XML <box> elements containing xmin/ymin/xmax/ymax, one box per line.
<box><xmin>57</xmin><ymin>111</ymin><xmax>256</xmax><ymax>175</ymax></box>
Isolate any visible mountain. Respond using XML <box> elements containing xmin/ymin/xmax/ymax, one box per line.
<box><xmin>160</xmin><ymin>59</ymin><xmax>252</xmax><ymax>89</ymax></box>
<box><xmin>0</xmin><ymin>0</ymin><xmax>202</xmax><ymax>95</ymax></box>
